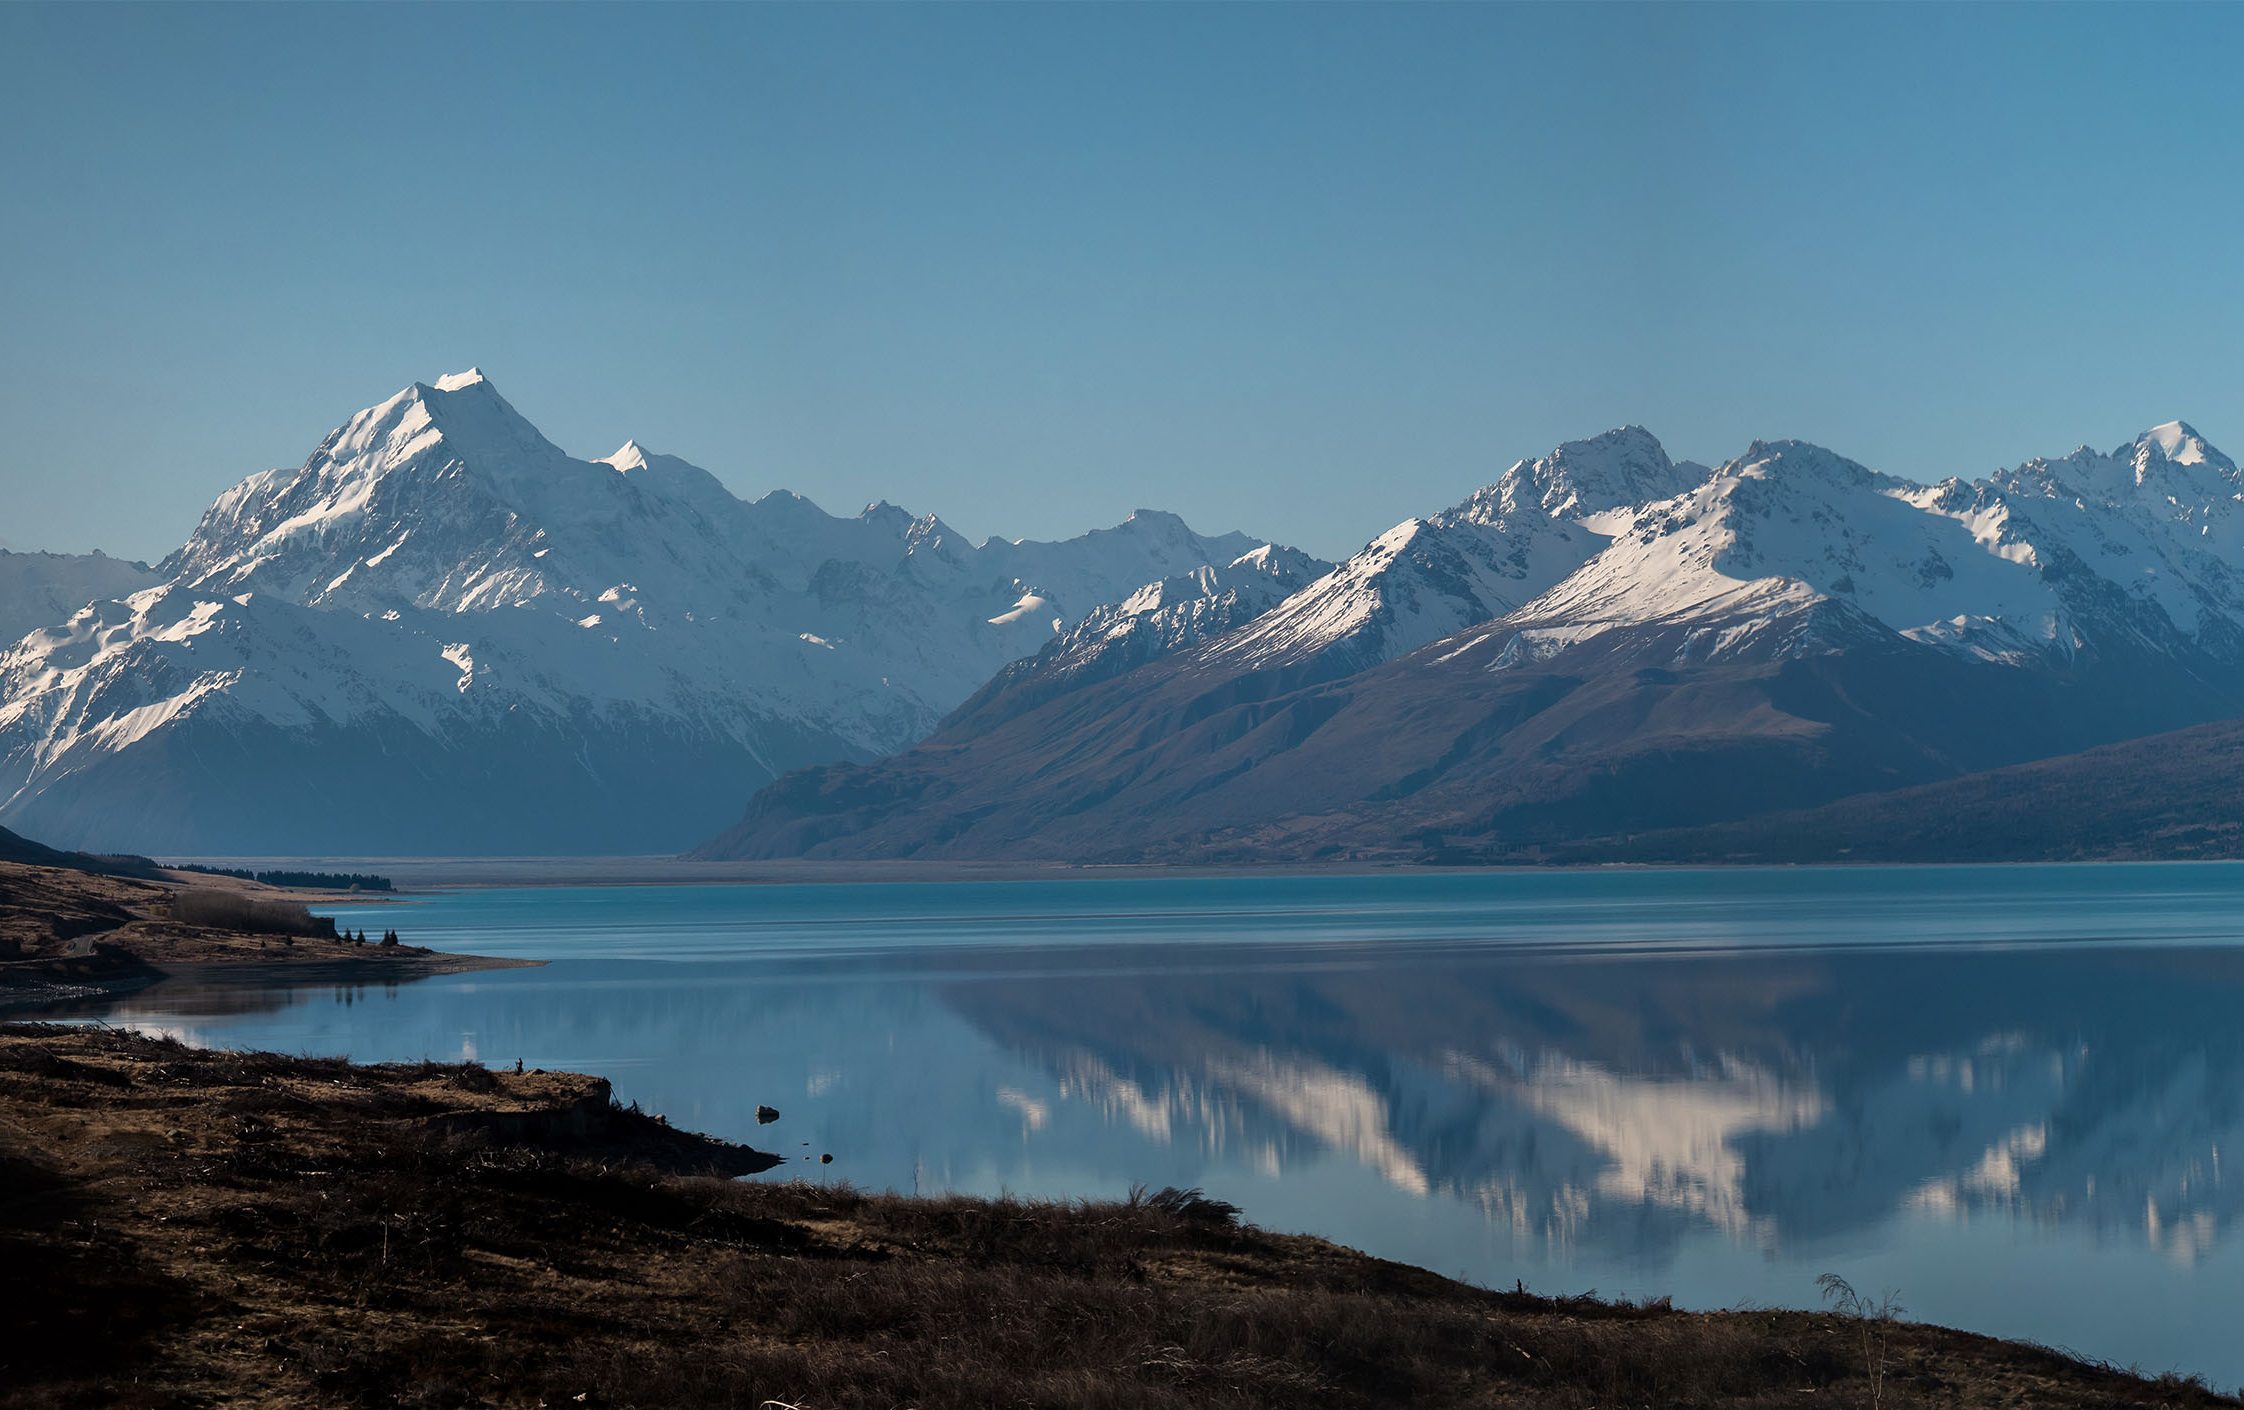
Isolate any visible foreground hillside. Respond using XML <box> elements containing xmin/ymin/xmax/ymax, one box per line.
<box><xmin>3</xmin><ymin>1025</ymin><xmax>2230</xmax><ymax>1410</ymax></box>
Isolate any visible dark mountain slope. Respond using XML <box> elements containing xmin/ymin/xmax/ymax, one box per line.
<box><xmin>1552</xmin><ymin>715</ymin><xmax>2244</xmax><ymax>865</ymax></box>
<box><xmin>0</xmin><ymin>824</ymin><xmax>158</xmax><ymax>879</ymax></box>
<box><xmin>698</xmin><ymin>599</ymin><xmax>2236</xmax><ymax>863</ymax></box>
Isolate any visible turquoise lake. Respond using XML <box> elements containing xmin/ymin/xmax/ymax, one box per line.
<box><xmin>54</xmin><ymin>865</ymin><xmax>2244</xmax><ymax>1388</ymax></box>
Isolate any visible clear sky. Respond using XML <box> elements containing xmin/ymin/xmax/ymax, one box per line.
<box><xmin>4</xmin><ymin>2</ymin><xmax>2241</xmax><ymax>563</ymax></box>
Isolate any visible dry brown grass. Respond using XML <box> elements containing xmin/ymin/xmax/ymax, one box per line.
<box><xmin>0</xmin><ymin>1024</ymin><xmax>2232</xmax><ymax>1410</ymax></box>
<box><xmin>166</xmin><ymin>887</ymin><xmax>328</xmax><ymax>936</ymax></box>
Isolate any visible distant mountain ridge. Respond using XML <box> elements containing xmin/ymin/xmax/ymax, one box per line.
<box><xmin>0</xmin><ymin>371</ymin><xmax>1301</xmax><ymax>854</ymax></box>
<box><xmin>703</xmin><ymin>421</ymin><xmax>2244</xmax><ymax>864</ymax></box>
<box><xmin>0</xmin><ymin>549</ymin><xmax>159</xmax><ymax>646</ymax></box>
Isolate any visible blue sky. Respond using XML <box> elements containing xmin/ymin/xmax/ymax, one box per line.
<box><xmin>4</xmin><ymin>2</ymin><xmax>2241</xmax><ymax>563</ymax></box>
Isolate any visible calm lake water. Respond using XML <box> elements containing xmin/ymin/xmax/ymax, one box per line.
<box><xmin>53</xmin><ymin>866</ymin><xmax>2244</xmax><ymax>1388</ymax></box>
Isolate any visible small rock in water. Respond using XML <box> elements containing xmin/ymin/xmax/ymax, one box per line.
<box><xmin>755</xmin><ymin>1104</ymin><xmax>780</xmax><ymax>1124</ymax></box>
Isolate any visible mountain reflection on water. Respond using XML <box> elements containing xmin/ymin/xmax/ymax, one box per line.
<box><xmin>85</xmin><ymin>943</ymin><xmax>2244</xmax><ymax>1267</ymax></box>
<box><xmin>56</xmin><ymin>870</ymin><xmax>2244</xmax><ymax>1385</ymax></box>
<box><xmin>939</xmin><ymin>945</ymin><xmax>2244</xmax><ymax>1266</ymax></box>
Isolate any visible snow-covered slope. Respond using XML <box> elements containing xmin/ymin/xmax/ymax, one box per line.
<box><xmin>1064</xmin><ymin>543</ymin><xmax>1334</xmax><ymax>667</ymax></box>
<box><xmin>0</xmin><ymin>550</ymin><xmax>158</xmax><ymax>647</ymax></box>
<box><xmin>949</xmin><ymin>543</ymin><xmax>1334</xmax><ymax>730</ymax></box>
<box><xmin>0</xmin><ymin>371</ymin><xmax>1293</xmax><ymax>854</ymax></box>
<box><xmin>1479</xmin><ymin>439</ymin><xmax>2067</xmax><ymax>669</ymax></box>
<box><xmin>1207</xmin><ymin>427</ymin><xmax>1707</xmax><ymax>675</ymax></box>
<box><xmin>1471</xmin><ymin>424</ymin><xmax>2244</xmax><ymax>676</ymax></box>
<box><xmin>1915</xmin><ymin>422</ymin><xmax>2244</xmax><ymax>662</ymax></box>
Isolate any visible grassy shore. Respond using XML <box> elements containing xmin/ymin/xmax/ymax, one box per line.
<box><xmin>0</xmin><ymin>1025</ymin><xmax>2231</xmax><ymax>1410</ymax></box>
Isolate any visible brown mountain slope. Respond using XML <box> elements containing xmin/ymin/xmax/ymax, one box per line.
<box><xmin>1553</xmin><ymin>714</ymin><xmax>2244</xmax><ymax>865</ymax></box>
<box><xmin>699</xmin><ymin>599</ymin><xmax>2237</xmax><ymax>863</ymax></box>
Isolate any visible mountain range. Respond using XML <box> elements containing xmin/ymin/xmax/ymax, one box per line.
<box><xmin>9</xmin><ymin>372</ymin><xmax>2244</xmax><ymax>862</ymax></box>
<box><xmin>0</xmin><ymin>371</ymin><xmax>1311</xmax><ymax>853</ymax></box>
<box><xmin>702</xmin><ymin>422</ymin><xmax>2244</xmax><ymax>863</ymax></box>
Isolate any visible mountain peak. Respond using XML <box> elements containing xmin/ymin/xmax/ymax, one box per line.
<box><xmin>602</xmin><ymin>439</ymin><xmax>654</xmax><ymax>472</ymax></box>
<box><xmin>1585</xmin><ymin>424</ymin><xmax>1664</xmax><ymax>454</ymax></box>
<box><xmin>1123</xmin><ymin>508</ymin><xmax>1190</xmax><ymax>531</ymax></box>
<box><xmin>394</xmin><ymin>368</ymin><xmax>559</xmax><ymax>468</ymax></box>
<box><xmin>2131</xmin><ymin>420</ymin><xmax>2232</xmax><ymax>472</ymax></box>
<box><xmin>1730</xmin><ymin>439</ymin><xmax>1871</xmax><ymax>484</ymax></box>
<box><xmin>860</xmin><ymin>499</ymin><xmax>915</xmax><ymax>532</ymax></box>
<box><xmin>1481</xmin><ymin>424</ymin><xmax>1692</xmax><ymax>525</ymax></box>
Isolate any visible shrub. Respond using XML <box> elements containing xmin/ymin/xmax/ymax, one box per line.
<box><xmin>1129</xmin><ymin>1184</ymin><xmax>1243</xmax><ymax>1225</ymax></box>
<box><xmin>170</xmin><ymin>888</ymin><xmax>334</xmax><ymax>938</ymax></box>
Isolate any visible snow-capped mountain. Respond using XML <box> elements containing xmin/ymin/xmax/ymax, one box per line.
<box><xmin>1437</xmin><ymin>424</ymin><xmax>2244</xmax><ymax>692</ymax></box>
<box><xmin>1923</xmin><ymin>421</ymin><xmax>2244</xmax><ymax>661</ymax></box>
<box><xmin>0</xmin><ymin>371</ymin><xmax>1289</xmax><ymax>854</ymax></box>
<box><xmin>1205</xmin><ymin>427</ymin><xmax>1705</xmax><ymax>676</ymax></box>
<box><xmin>1465</xmin><ymin>438</ymin><xmax>2069</xmax><ymax>671</ymax></box>
<box><xmin>0</xmin><ymin>549</ymin><xmax>158</xmax><ymax>647</ymax></box>
<box><xmin>946</xmin><ymin>542</ymin><xmax>1333</xmax><ymax>733</ymax></box>
<box><xmin>705</xmin><ymin>420</ymin><xmax>2244</xmax><ymax>864</ymax></box>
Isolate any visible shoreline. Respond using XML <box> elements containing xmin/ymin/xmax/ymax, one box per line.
<box><xmin>0</xmin><ymin>946</ymin><xmax>537</xmax><ymax>1012</ymax></box>
<box><xmin>155</xmin><ymin>852</ymin><xmax>2244</xmax><ymax>892</ymax></box>
<box><xmin>3</xmin><ymin>1022</ymin><xmax>2232</xmax><ymax>1410</ymax></box>
<box><xmin>0</xmin><ymin>857</ymin><xmax>531</xmax><ymax>1012</ymax></box>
